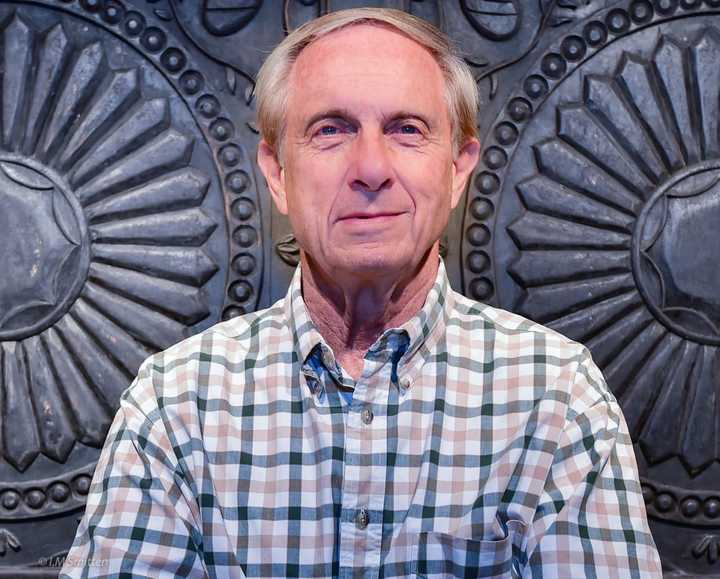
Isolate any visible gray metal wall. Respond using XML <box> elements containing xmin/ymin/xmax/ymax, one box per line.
<box><xmin>0</xmin><ymin>0</ymin><xmax>717</xmax><ymax>575</ymax></box>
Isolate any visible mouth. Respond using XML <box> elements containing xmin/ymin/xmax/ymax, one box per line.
<box><xmin>338</xmin><ymin>212</ymin><xmax>406</xmax><ymax>222</ymax></box>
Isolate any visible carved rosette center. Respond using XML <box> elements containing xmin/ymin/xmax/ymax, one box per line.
<box><xmin>635</xmin><ymin>164</ymin><xmax>720</xmax><ymax>345</ymax></box>
<box><xmin>0</xmin><ymin>159</ymin><xmax>88</xmax><ymax>341</ymax></box>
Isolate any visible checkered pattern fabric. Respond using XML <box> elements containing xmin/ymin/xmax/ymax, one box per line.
<box><xmin>61</xmin><ymin>260</ymin><xmax>661</xmax><ymax>578</ymax></box>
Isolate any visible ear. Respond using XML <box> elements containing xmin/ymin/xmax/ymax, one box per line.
<box><xmin>450</xmin><ymin>138</ymin><xmax>480</xmax><ymax>210</ymax></box>
<box><xmin>257</xmin><ymin>139</ymin><xmax>288</xmax><ymax>215</ymax></box>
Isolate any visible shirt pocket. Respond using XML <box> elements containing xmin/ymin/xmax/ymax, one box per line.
<box><xmin>412</xmin><ymin>520</ymin><xmax>524</xmax><ymax>579</ymax></box>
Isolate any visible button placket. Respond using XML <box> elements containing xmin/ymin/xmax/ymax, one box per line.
<box><xmin>337</xmin><ymin>355</ymin><xmax>387</xmax><ymax>575</ymax></box>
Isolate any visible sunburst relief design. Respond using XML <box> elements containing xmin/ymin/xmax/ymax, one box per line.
<box><xmin>509</xmin><ymin>29</ymin><xmax>720</xmax><ymax>475</ymax></box>
<box><xmin>0</xmin><ymin>14</ymin><xmax>221</xmax><ymax>473</ymax></box>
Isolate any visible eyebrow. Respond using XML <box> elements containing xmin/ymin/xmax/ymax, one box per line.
<box><xmin>383</xmin><ymin>111</ymin><xmax>432</xmax><ymax>129</ymax></box>
<box><xmin>302</xmin><ymin>109</ymin><xmax>432</xmax><ymax>135</ymax></box>
<box><xmin>303</xmin><ymin>109</ymin><xmax>356</xmax><ymax>135</ymax></box>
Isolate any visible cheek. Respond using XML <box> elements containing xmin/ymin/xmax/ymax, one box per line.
<box><xmin>286</xmin><ymin>157</ymin><xmax>347</xmax><ymax>218</ymax></box>
<box><xmin>284</xmin><ymin>182</ymin><xmax>333</xmax><ymax>243</ymax></box>
<box><xmin>404</xmin><ymin>166</ymin><xmax>454</xmax><ymax>217</ymax></box>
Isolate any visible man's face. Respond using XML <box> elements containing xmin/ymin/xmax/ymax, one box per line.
<box><xmin>260</xmin><ymin>24</ymin><xmax>479</xmax><ymax>280</ymax></box>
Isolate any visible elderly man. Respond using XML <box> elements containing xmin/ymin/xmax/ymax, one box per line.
<box><xmin>62</xmin><ymin>7</ymin><xmax>661</xmax><ymax>579</ymax></box>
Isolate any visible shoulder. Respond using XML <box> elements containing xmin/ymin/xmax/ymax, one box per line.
<box><xmin>449</xmin><ymin>288</ymin><xmax>581</xmax><ymax>353</ymax></box>
<box><xmin>122</xmin><ymin>298</ymin><xmax>291</xmax><ymax>415</ymax></box>
<box><xmin>447</xmin><ymin>289</ymin><xmax>609</xmax><ymax>408</ymax></box>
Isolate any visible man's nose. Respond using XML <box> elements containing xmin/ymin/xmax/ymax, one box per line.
<box><xmin>348</xmin><ymin>129</ymin><xmax>393</xmax><ymax>194</ymax></box>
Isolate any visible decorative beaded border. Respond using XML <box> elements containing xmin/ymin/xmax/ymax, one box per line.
<box><xmin>642</xmin><ymin>478</ymin><xmax>720</xmax><ymax>526</ymax></box>
<box><xmin>0</xmin><ymin>466</ymin><xmax>93</xmax><ymax>521</ymax></box>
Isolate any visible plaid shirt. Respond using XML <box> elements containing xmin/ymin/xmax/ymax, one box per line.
<box><xmin>61</xmin><ymin>260</ymin><xmax>661</xmax><ymax>578</ymax></box>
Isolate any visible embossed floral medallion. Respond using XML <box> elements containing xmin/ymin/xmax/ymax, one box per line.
<box><xmin>505</xmin><ymin>29</ymin><xmax>720</xmax><ymax>476</ymax></box>
<box><xmin>461</xmin><ymin>3</ymin><xmax>720</xmax><ymax>573</ymax></box>
<box><xmin>0</xmin><ymin>0</ymin><xmax>268</xmax><ymax>570</ymax></box>
<box><xmin>0</xmin><ymin>11</ymin><xmax>225</xmax><ymax>479</ymax></box>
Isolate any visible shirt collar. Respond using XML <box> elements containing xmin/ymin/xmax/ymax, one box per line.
<box><xmin>383</xmin><ymin>258</ymin><xmax>452</xmax><ymax>365</ymax></box>
<box><xmin>284</xmin><ymin>258</ymin><xmax>452</xmax><ymax>394</ymax></box>
<box><xmin>284</xmin><ymin>265</ymin><xmax>327</xmax><ymax>367</ymax></box>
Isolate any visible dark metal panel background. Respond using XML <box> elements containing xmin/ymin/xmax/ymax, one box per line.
<box><xmin>0</xmin><ymin>0</ymin><xmax>717</xmax><ymax>576</ymax></box>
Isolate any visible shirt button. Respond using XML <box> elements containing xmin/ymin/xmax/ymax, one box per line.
<box><xmin>356</xmin><ymin>507</ymin><xmax>369</xmax><ymax>529</ymax></box>
<box><xmin>361</xmin><ymin>408</ymin><xmax>374</xmax><ymax>425</ymax></box>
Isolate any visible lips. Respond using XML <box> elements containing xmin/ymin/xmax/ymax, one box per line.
<box><xmin>338</xmin><ymin>211</ymin><xmax>405</xmax><ymax>221</ymax></box>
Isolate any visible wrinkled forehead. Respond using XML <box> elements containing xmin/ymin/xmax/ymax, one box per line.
<box><xmin>286</xmin><ymin>24</ymin><xmax>449</xmax><ymax>125</ymax></box>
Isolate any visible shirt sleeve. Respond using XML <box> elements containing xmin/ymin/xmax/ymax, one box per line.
<box><xmin>521</xmin><ymin>348</ymin><xmax>663</xmax><ymax>578</ymax></box>
<box><xmin>59</xmin><ymin>359</ymin><xmax>213</xmax><ymax>579</ymax></box>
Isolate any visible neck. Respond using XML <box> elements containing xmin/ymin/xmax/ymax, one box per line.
<box><xmin>300</xmin><ymin>246</ymin><xmax>439</xmax><ymax>378</ymax></box>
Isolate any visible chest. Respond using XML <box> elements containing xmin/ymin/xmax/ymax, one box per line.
<box><xmin>195</xmin><ymin>364</ymin><xmax>546</xmax><ymax>577</ymax></box>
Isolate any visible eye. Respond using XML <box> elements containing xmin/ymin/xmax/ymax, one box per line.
<box><xmin>318</xmin><ymin>125</ymin><xmax>339</xmax><ymax>136</ymax></box>
<box><xmin>313</xmin><ymin>121</ymin><xmax>351</xmax><ymax>139</ymax></box>
<box><xmin>309</xmin><ymin>120</ymin><xmax>351</xmax><ymax>148</ymax></box>
<box><xmin>399</xmin><ymin>124</ymin><xmax>421</xmax><ymax>134</ymax></box>
<box><xmin>391</xmin><ymin>121</ymin><xmax>425</xmax><ymax>139</ymax></box>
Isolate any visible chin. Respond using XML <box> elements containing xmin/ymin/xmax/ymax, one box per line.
<box><xmin>331</xmin><ymin>248</ymin><xmax>411</xmax><ymax>277</ymax></box>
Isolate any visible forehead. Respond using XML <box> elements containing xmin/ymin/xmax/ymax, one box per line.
<box><xmin>287</xmin><ymin>24</ymin><xmax>448</xmax><ymax>121</ymax></box>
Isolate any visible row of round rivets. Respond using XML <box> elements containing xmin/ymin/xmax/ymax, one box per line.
<box><xmin>643</xmin><ymin>484</ymin><xmax>720</xmax><ymax>519</ymax></box>
<box><xmin>227</xmin><ymin>160</ymin><xmax>258</xmax><ymax>318</ymax></box>
<box><xmin>0</xmin><ymin>474</ymin><xmax>91</xmax><ymax>511</ymax></box>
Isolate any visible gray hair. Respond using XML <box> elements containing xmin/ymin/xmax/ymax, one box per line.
<box><xmin>255</xmin><ymin>7</ymin><xmax>478</xmax><ymax>155</ymax></box>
